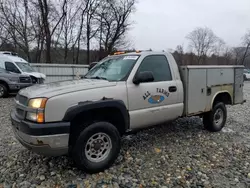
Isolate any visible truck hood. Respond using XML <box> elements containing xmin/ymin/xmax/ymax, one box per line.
<box><xmin>23</xmin><ymin>72</ymin><xmax>46</xmax><ymax>79</ymax></box>
<box><xmin>19</xmin><ymin>79</ymin><xmax>117</xmax><ymax>98</ymax></box>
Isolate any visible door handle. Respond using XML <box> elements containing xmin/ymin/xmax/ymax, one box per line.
<box><xmin>169</xmin><ymin>86</ymin><xmax>177</xmax><ymax>92</ymax></box>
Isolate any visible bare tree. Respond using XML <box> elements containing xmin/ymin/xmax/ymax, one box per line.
<box><xmin>186</xmin><ymin>27</ymin><xmax>221</xmax><ymax>64</ymax></box>
<box><xmin>230</xmin><ymin>31</ymin><xmax>250</xmax><ymax>66</ymax></box>
<box><xmin>231</xmin><ymin>47</ymin><xmax>243</xmax><ymax>64</ymax></box>
<box><xmin>33</xmin><ymin>15</ymin><xmax>45</xmax><ymax>63</ymax></box>
<box><xmin>54</xmin><ymin>0</ymin><xmax>82</xmax><ymax>63</ymax></box>
<box><xmin>173</xmin><ymin>45</ymin><xmax>184</xmax><ymax>65</ymax></box>
<box><xmin>241</xmin><ymin>30</ymin><xmax>250</xmax><ymax>65</ymax></box>
<box><xmin>213</xmin><ymin>38</ymin><xmax>226</xmax><ymax>56</ymax></box>
<box><xmin>36</xmin><ymin>0</ymin><xmax>67</xmax><ymax>63</ymax></box>
<box><xmin>0</xmin><ymin>0</ymin><xmax>137</xmax><ymax>64</ymax></box>
<box><xmin>97</xmin><ymin>0</ymin><xmax>136</xmax><ymax>54</ymax></box>
<box><xmin>0</xmin><ymin>0</ymin><xmax>37</xmax><ymax>61</ymax></box>
<box><xmin>0</xmin><ymin>16</ymin><xmax>11</xmax><ymax>49</ymax></box>
<box><xmin>222</xmin><ymin>47</ymin><xmax>234</xmax><ymax>64</ymax></box>
<box><xmin>85</xmin><ymin>0</ymin><xmax>101</xmax><ymax>64</ymax></box>
<box><xmin>70</xmin><ymin>1</ymin><xmax>89</xmax><ymax>64</ymax></box>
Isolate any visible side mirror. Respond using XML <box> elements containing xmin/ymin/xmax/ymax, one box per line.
<box><xmin>133</xmin><ymin>71</ymin><xmax>154</xmax><ymax>85</ymax></box>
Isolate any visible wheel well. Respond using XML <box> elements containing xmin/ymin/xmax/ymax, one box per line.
<box><xmin>0</xmin><ymin>80</ymin><xmax>9</xmax><ymax>91</ymax></box>
<box><xmin>69</xmin><ymin>107</ymin><xmax>126</xmax><ymax>147</ymax></box>
<box><xmin>213</xmin><ymin>92</ymin><xmax>232</xmax><ymax>107</ymax></box>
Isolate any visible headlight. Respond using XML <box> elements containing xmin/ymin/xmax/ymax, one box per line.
<box><xmin>27</xmin><ymin>98</ymin><xmax>47</xmax><ymax>123</ymax></box>
<box><xmin>26</xmin><ymin>112</ymin><xmax>38</xmax><ymax>122</ymax></box>
<box><xmin>26</xmin><ymin>112</ymin><xmax>44</xmax><ymax>123</ymax></box>
<box><xmin>28</xmin><ymin>98</ymin><xmax>48</xmax><ymax>109</ymax></box>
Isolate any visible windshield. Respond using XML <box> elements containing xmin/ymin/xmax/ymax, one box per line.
<box><xmin>85</xmin><ymin>55</ymin><xmax>139</xmax><ymax>81</ymax></box>
<box><xmin>15</xmin><ymin>62</ymin><xmax>34</xmax><ymax>72</ymax></box>
<box><xmin>0</xmin><ymin>68</ymin><xmax>8</xmax><ymax>73</ymax></box>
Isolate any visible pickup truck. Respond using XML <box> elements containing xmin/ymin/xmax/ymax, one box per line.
<box><xmin>0</xmin><ymin>68</ymin><xmax>32</xmax><ymax>98</ymax></box>
<box><xmin>10</xmin><ymin>51</ymin><xmax>245</xmax><ymax>173</ymax></box>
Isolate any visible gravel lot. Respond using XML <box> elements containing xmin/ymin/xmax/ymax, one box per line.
<box><xmin>0</xmin><ymin>83</ymin><xmax>250</xmax><ymax>188</ymax></box>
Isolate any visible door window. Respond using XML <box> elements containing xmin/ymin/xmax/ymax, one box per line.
<box><xmin>5</xmin><ymin>62</ymin><xmax>20</xmax><ymax>73</ymax></box>
<box><xmin>137</xmin><ymin>55</ymin><xmax>172</xmax><ymax>82</ymax></box>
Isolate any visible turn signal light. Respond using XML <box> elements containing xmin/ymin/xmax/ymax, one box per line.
<box><xmin>37</xmin><ymin>112</ymin><xmax>45</xmax><ymax>123</ymax></box>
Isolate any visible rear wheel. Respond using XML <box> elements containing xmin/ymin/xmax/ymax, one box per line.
<box><xmin>71</xmin><ymin>121</ymin><xmax>121</xmax><ymax>173</ymax></box>
<box><xmin>203</xmin><ymin>102</ymin><xmax>227</xmax><ymax>132</ymax></box>
<box><xmin>0</xmin><ymin>83</ymin><xmax>8</xmax><ymax>98</ymax></box>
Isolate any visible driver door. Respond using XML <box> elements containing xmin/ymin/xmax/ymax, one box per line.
<box><xmin>127</xmin><ymin>55</ymin><xmax>182</xmax><ymax>129</ymax></box>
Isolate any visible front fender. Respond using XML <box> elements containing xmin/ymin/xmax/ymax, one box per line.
<box><xmin>63</xmin><ymin>99</ymin><xmax>130</xmax><ymax>130</ymax></box>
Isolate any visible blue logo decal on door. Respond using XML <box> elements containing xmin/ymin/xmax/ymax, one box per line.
<box><xmin>143</xmin><ymin>88</ymin><xmax>170</xmax><ymax>104</ymax></box>
<box><xmin>148</xmin><ymin>95</ymin><xmax>165</xmax><ymax>104</ymax></box>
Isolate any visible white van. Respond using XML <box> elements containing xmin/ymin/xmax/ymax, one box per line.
<box><xmin>0</xmin><ymin>52</ymin><xmax>46</xmax><ymax>84</ymax></box>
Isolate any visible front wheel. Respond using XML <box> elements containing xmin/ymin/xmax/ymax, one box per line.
<box><xmin>71</xmin><ymin>121</ymin><xmax>121</xmax><ymax>173</ymax></box>
<box><xmin>203</xmin><ymin>102</ymin><xmax>227</xmax><ymax>132</ymax></box>
<box><xmin>0</xmin><ymin>83</ymin><xmax>8</xmax><ymax>98</ymax></box>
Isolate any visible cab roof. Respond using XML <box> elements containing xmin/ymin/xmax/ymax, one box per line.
<box><xmin>110</xmin><ymin>51</ymin><xmax>170</xmax><ymax>57</ymax></box>
<box><xmin>0</xmin><ymin>54</ymin><xmax>28</xmax><ymax>63</ymax></box>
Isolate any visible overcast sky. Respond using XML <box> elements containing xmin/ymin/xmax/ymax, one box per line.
<box><xmin>129</xmin><ymin>0</ymin><xmax>250</xmax><ymax>51</ymax></box>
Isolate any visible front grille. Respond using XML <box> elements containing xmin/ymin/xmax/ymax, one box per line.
<box><xmin>16</xmin><ymin>94</ymin><xmax>28</xmax><ymax>106</ymax></box>
<box><xmin>19</xmin><ymin>76</ymin><xmax>31</xmax><ymax>83</ymax></box>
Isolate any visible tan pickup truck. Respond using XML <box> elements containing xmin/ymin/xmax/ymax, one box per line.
<box><xmin>11</xmin><ymin>51</ymin><xmax>245</xmax><ymax>173</ymax></box>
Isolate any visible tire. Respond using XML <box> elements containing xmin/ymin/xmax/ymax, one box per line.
<box><xmin>0</xmin><ymin>83</ymin><xmax>8</xmax><ymax>98</ymax></box>
<box><xmin>72</xmin><ymin>121</ymin><xmax>121</xmax><ymax>173</ymax></box>
<box><xmin>203</xmin><ymin>102</ymin><xmax>227</xmax><ymax>132</ymax></box>
<box><xmin>244</xmin><ymin>74</ymin><xmax>247</xmax><ymax>81</ymax></box>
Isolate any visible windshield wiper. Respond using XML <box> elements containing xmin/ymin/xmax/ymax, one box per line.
<box><xmin>89</xmin><ymin>76</ymin><xmax>107</xmax><ymax>80</ymax></box>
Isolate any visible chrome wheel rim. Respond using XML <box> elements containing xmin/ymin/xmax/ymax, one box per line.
<box><xmin>85</xmin><ymin>133</ymin><xmax>112</xmax><ymax>163</ymax></box>
<box><xmin>0</xmin><ymin>86</ymin><xmax>4</xmax><ymax>97</ymax></box>
<box><xmin>214</xmin><ymin>109</ymin><xmax>223</xmax><ymax>126</ymax></box>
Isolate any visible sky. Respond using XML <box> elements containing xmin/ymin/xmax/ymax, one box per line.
<box><xmin>129</xmin><ymin>0</ymin><xmax>250</xmax><ymax>51</ymax></box>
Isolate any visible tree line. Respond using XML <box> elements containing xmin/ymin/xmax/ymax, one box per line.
<box><xmin>0</xmin><ymin>0</ymin><xmax>136</xmax><ymax>64</ymax></box>
<box><xmin>174</xmin><ymin>27</ymin><xmax>250</xmax><ymax>67</ymax></box>
<box><xmin>0</xmin><ymin>0</ymin><xmax>249</xmax><ymax>67</ymax></box>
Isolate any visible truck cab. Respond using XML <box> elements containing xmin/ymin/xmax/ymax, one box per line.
<box><xmin>0</xmin><ymin>52</ymin><xmax>46</xmax><ymax>84</ymax></box>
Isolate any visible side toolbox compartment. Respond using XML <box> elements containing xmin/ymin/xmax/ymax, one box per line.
<box><xmin>234</xmin><ymin>68</ymin><xmax>245</xmax><ymax>104</ymax></box>
<box><xmin>179</xmin><ymin>65</ymin><xmax>245</xmax><ymax>117</ymax></box>
<box><xmin>179</xmin><ymin>66</ymin><xmax>207</xmax><ymax>116</ymax></box>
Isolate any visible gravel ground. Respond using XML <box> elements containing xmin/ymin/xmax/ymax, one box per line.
<box><xmin>0</xmin><ymin>83</ymin><xmax>250</xmax><ymax>188</ymax></box>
